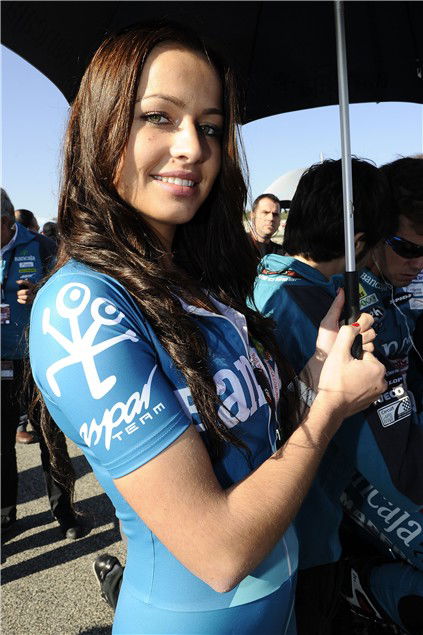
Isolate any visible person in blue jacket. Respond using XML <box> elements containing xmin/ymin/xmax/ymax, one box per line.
<box><xmin>366</xmin><ymin>157</ymin><xmax>423</xmax><ymax>409</ymax></box>
<box><xmin>1</xmin><ymin>188</ymin><xmax>81</xmax><ymax>538</ymax></box>
<box><xmin>253</xmin><ymin>159</ymin><xmax>423</xmax><ymax>634</ymax></box>
<box><xmin>338</xmin><ymin>156</ymin><xmax>423</xmax><ymax>633</ymax></box>
<box><xmin>28</xmin><ymin>24</ymin><xmax>386</xmax><ymax>635</ymax></box>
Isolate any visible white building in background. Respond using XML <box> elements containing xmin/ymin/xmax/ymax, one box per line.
<box><xmin>264</xmin><ymin>166</ymin><xmax>307</xmax><ymax>207</ymax></box>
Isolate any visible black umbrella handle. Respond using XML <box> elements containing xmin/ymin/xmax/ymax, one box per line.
<box><xmin>343</xmin><ymin>270</ymin><xmax>363</xmax><ymax>359</ymax></box>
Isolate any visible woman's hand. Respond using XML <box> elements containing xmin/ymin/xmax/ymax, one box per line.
<box><xmin>306</xmin><ymin>288</ymin><xmax>376</xmax><ymax>390</ymax></box>
<box><xmin>315</xmin><ymin>316</ymin><xmax>387</xmax><ymax>423</ymax></box>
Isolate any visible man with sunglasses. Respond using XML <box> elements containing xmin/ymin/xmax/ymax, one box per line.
<box><xmin>360</xmin><ymin>157</ymin><xmax>423</xmax><ymax>401</ymax></box>
<box><xmin>384</xmin><ymin>234</ymin><xmax>423</xmax><ymax>283</ymax></box>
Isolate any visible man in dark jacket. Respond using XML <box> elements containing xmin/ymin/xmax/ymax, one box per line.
<box><xmin>247</xmin><ymin>193</ymin><xmax>284</xmax><ymax>259</ymax></box>
<box><xmin>1</xmin><ymin>188</ymin><xmax>81</xmax><ymax>539</ymax></box>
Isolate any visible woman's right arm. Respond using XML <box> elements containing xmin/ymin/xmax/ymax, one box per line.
<box><xmin>115</xmin><ymin>315</ymin><xmax>386</xmax><ymax>593</ymax></box>
<box><xmin>30</xmin><ymin>274</ymin><xmax>385</xmax><ymax>593</ymax></box>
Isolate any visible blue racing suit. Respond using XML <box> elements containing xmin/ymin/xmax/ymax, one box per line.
<box><xmin>30</xmin><ymin>260</ymin><xmax>298</xmax><ymax>635</ymax></box>
<box><xmin>334</xmin><ymin>268</ymin><xmax>423</xmax><ymax>571</ymax></box>
<box><xmin>337</xmin><ymin>267</ymin><xmax>423</xmax><ymax>633</ymax></box>
<box><xmin>253</xmin><ymin>254</ymin><xmax>423</xmax><ymax>632</ymax></box>
<box><xmin>353</xmin><ymin>267</ymin><xmax>423</xmax><ymax>410</ymax></box>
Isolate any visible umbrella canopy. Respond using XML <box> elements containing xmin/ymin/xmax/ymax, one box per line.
<box><xmin>2</xmin><ymin>0</ymin><xmax>422</xmax><ymax>332</ymax></box>
<box><xmin>2</xmin><ymin>1</ymin><xmax>423</xmax><ymax>123</ymax></box>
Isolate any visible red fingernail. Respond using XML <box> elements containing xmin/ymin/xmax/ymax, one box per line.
<box><xmin>352</xmin><ymin>322</ymin><xmax>360</xmax><ymax>327</ymax></box>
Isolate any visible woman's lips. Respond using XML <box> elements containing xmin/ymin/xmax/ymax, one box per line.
<box><xmin>152</xmin><ymin>175</ymin><xmax>199</xmax><ymax>197</ymax></box>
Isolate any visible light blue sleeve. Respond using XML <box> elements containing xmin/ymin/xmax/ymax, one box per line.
<box><xmin>29</xmin><ymin>269</ymin><xmax>190</xmax><ymax>478</ymax></box>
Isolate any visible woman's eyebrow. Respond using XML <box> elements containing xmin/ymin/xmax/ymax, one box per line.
<box><xmin>137</xmin><ymin>93</ymin><xmax>223</xmax><ymax>116</ymax></box>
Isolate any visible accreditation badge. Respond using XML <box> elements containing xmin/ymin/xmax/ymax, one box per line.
<box><xmin>1</xmin><ymin>360</ymin><xmax>14</xmax><ymax>380</ymax></box>
<box><xmin>0</xmin><ymin>303</ymin><xmax>11</xmax><ymax>325</ymax></box>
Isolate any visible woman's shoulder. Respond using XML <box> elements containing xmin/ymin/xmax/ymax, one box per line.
<box><xmin>33</xmin><ymin>260</ymin><xmax>139</xmax><ymax>317</ymax></box>
<box><xmin>37</xmin><ymin>259</ymin><xmax>125</xmax><ymax>296</ymax></box>
<box><xmin>30</xmin><ymin>259</ymin><xmax>150</xmax><ymax>353</ymax></box>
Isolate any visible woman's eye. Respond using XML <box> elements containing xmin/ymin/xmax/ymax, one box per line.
<box><xmin>142</xmin><ymin>112</ymin><xmax>169</xmax><ymax>125</ymax></box>
<box><xmin>199</xmin><ymin>124</ymin><xmax>222</xmax><ymax>138</ymax></box>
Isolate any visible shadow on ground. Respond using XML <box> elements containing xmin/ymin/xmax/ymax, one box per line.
<box><xmin>2</xmin><ymin>491</ymin><xmax>121</xmax><ymax>583</ymax></box>
<box><xmin>2</xmin><ymin>523</ymin><xmax>121</xmax><ymax>584</ymax></box>
<box><xmin>16</xmin><ymin>453</ymin><xmax>93</xmax><ymax>504</ymax></box>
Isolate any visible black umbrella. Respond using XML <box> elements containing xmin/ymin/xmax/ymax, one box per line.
<box><xmin>2</xmin><ymin>1</ymin><xmax>422</xmax><ymax>121</ymax></box>
<box><xmin>2</xmin><ymin>1</ymin><xmax>423</xmax><ymax>333</ymax></box>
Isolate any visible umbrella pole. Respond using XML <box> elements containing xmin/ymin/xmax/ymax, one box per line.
<box><xmin>334</xmin><ymin>0</ymin><xmax>362</xmax><ymax>356</ymax></box>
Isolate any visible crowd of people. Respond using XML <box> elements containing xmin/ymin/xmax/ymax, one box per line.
<box><xmin>2</xmin><ymin>21</ymin><xmax>422</xmax><ymax>635</ymax></box>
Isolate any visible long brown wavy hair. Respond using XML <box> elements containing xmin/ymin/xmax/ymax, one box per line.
<box><xmin>34</xmin><ymin>22</ymin><xmax>299</xmax><ymax>503</ymax></box>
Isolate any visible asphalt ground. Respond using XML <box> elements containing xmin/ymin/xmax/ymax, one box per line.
<box><xmin>2</xmin><ymin>435</ymin><xmax>126</xmax><ymax>634</ymax></box>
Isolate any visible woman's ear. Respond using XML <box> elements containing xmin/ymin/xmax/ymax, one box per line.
<box><xmin>354</xmin><ymin>232</ymin><xmax>365</xmax><ymax>257</ymax></box>
<box><xmin>354</xmin><ymin>232</ymin><xmax>374</xmax><ymax>268</ymax></box>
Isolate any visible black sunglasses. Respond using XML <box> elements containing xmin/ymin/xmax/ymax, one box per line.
<box><xmin>385</xmin><ymin>235</ymin><xmax>423</xmax><ymax>260</ymax></box>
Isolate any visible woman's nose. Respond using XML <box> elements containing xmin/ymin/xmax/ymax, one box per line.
<box><xmin>170</xmin><ymin>121</ymin><xmax>204</xmax><ymax>163</ymax></box>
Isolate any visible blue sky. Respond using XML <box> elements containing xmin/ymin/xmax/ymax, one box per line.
<box><xmin>2</xmin><ymin>45</ymin><xmax>422</xmax><ymax>227</ymax></box>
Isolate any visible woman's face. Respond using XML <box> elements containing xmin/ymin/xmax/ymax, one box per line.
<box><xmin>116</xmin><ymin>43</ymin><xmax>223</xmax><ymax>248</ymax></box>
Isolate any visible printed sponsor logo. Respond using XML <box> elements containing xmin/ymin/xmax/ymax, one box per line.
<box><xmin>381</xmin><ymin>337</ymin><xmax>411</xmax><ymax>359</ymax></box>
<box><xmin>386</xmin><ymin>374</ymin><xmax>402</xmax><ymax>386</ymax></box>
<box><xmin>175</xmin><ymin>352</ymin><xmax>273</xmax><ymax>430</ymax></box>
<box><xmin>19</xmin><ymin>269</ymin><xmax>36</xmax><ymax>275</ymax></box>
<box><xmin>360</xmin><ymin>272</ymin><xmax>385</xmax><ymax>290</ymax></box>
<box><xmin>15</xmin><ymin>253</ymin><xmax>33</xmax><ymax>261</ymax></box>
<box><xmin>367</xmin><ymin>305</ymin><xmax>385</xmax><ymax>322</ymax></box>
<box><xmin>377</xmin><ymin>395</ymin><xmax>412</xmax><ymax>427</ymax></box>
<box><xmin>410</xmin><ymin>297</ymin><xmax>423</xmax><ymax>310</ymax></box>
<box><xmin>344</xmin><ymin>569</ymin><xmax>382</xmax><ymax>619</ymax></box>
<box><xmin>341</xmin><ymin>477</ymin><xmax>423</xmax><ymax>565</ymax></box>
<box><xmin>79</xmin><ymin>366</ymin><xmax>164</xmax><ymax>450</ymax></box>
<box><xmin>375</xmin><ymin>385</ymin><xmax>405</xmax><ymax>404</ymax></box>
<box><xmin>390</xmin><ymin>292</ymin><xmax>412</xmax><ymax>306</ymax></box>
<box><xmin>80</xmin><ymin>351</ymin><xmax>277</xmax><ymax>450</ymax></box>
<box><xmin>258</xmin><ymin>274</ymin><xmax>301</xmax><ymax>283</ymax></box>
<box><xmin>42</xmin><ymin>282</ymin><xmax>139</xmax><ymax>399</ymax></box>
<box><xmin>407</xmin><ymin>282</ymin><xmax>423</xmax><ymax>295</ymax></box>
<box><xmin>359</xmin><ymin>293</ymin><xmax>378</xmax><ymax>309</ymax></box>
<box><xmin>18</xmin><ymin>261</ymin><xmax>35</xmax><ymax>268</ymax></box>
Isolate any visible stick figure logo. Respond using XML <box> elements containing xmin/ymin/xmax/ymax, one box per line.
<box><xmin>42</xmin><ymin>282</ymin><xmax>139</xmax><ymax>399</ymax></box>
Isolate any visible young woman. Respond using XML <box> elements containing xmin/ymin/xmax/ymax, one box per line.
<box><xmin>29</xmin><ymin>23</ymin><xmax>386</xmax><ymax>634</ymax></box>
